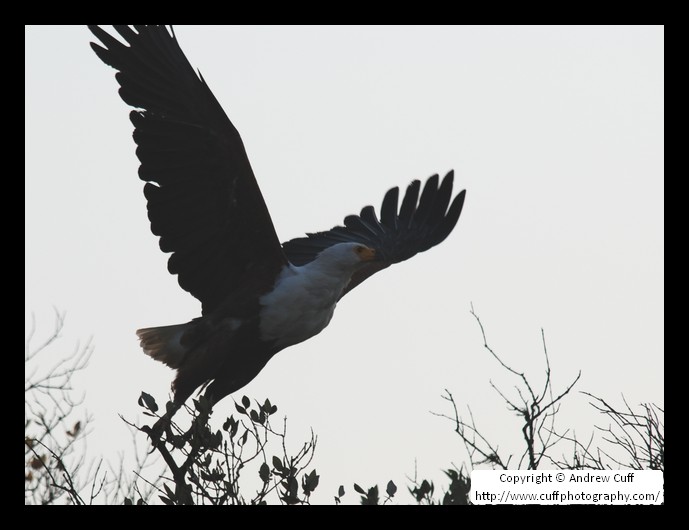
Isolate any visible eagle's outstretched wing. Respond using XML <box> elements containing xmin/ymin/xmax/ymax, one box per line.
<box><xmin>282</xmin><ymin>171</ymin><xmax>466</xmax><ymax>297</ymax></box>
<box><xmin>89</xmin><ymin>25</ymin><xmax>287</xmax><ymax>314</ymax></box>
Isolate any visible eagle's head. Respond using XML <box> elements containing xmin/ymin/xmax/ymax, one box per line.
<box><xmin>314</xmin><ymin>242</ymin><xmax>377</xmax><ymax>273</ymax></box>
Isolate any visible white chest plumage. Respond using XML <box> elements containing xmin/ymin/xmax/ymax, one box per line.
<box><xmin>258</xmin><ymin>262</ymin><xmax>354</xmax><ymax>350</ymax></box>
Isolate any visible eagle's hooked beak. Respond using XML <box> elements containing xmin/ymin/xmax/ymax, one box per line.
<box><xmin>357</xmin><ymin>246</ymin><xmax>377</xmax><ymax>262</ymax></box>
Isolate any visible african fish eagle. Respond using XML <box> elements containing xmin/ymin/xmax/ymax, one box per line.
<box><xmin>89</xmin><ymin>25</ymin><xmax>466</xmax><ymax>417</ymax></box>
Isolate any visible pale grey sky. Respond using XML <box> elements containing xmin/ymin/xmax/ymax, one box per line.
<box><xmin>25</xmin><ymin>25</ymin><xmax>663</xmax><ymax>503</ymax></box>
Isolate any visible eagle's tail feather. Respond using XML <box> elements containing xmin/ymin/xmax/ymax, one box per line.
<box><xmin>136</xmin><ymin>323</ymin><xmax>193</xmax><ymax>369</ymax></box>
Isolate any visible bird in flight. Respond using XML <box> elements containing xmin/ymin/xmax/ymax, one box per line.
<box><xmin>89</xmin><ymin>25</ymin><xmax>466</xmax><ymax>416</ymax></box>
